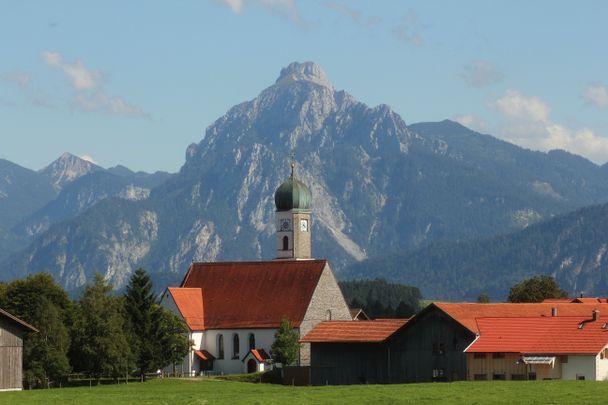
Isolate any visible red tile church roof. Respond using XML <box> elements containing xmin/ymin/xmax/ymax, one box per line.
<box><xmin>300</xmin><ymin>319</ymin><xmax>408</xmax><ymax>343</ymax></box>
<box><xmin>168</xmin><ymin>287</ymin><xmax>205</xmax><ymax>330</ymax></box>
<box><xmin>178</xmin><ymin>260</ymin><xmax>328</xmax><ymax>329</ymax></box>
<box><xmin>466</xmin><ymin>316</ymin><xmax>608</xmax><ymax>354</ymax></box>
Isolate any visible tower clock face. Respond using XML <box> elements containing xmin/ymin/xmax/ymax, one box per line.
<box><xmin>300</xmin><ymin>219</ymin><xmax>308</xmax><ymax>232</ymax></box>
<box><xmin>280</xmin><ymin>219</ymin><xmax>291</xmax><ymax>231</ymax></box>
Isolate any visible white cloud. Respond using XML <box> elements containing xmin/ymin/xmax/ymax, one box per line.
<box><xmin>325</xmin><ymin>1</ymin><xmax>381</xmax><ymax>29</ymax></box>
<box><xmin>1</xmin><ymin>71</ymin><xmax>30</xmax><ymax>89</ymax></box>
<box><xmin>390</xmin><ymin>11</ymin><xmax>424</xmax><ymax>46</ymax></box>
<box><xmin>214</xmin><ymin>0</ymin><xmax>243</xmax><ymax>13</ymax></box>
<box><xmin>492</xmin><ymin>90</ymin><xmax>608</xmax><ymax>164</ymax></box>
<box><xmin>454</xmin><ymin>114</ymin><xmax>486</xmax><ymax>132</ymax></box>
<box><xmin>460</xmin><ymin>60</ymin><xmax>503</xmax><ymax>87</ymax></box>
<box><xmin>41</xmin><ymin>51</ymin><xmax>148</xmax><ymax>118</ymax></box>
<box><xmin>42</xmin><ymin>51</ymin><xmax>101</xmax><ymax>90</ymax></box>
<box><xmin>582</xmin><ymin>83</ymin><xmax>608</xmax><ymax>109</ymax></box>
<box><xmin>214</xmin><ymin>0</ymin><xmax>302</xmax><ymax>24</ymax></box>
<box><xmin>494</xmin><ymin>90</ymin><xmax>550</xmax><ymax>122</ymax></box>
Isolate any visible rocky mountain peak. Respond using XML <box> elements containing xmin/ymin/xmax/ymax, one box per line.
<box><xmin>275</xmin><ymin>61</ymin><xmax>333</xmax><ymax>89</ymax></box>
<box><xmin>40</xmin><ymin>152</ymin><xmax>103</xmax><ymax>191</ymax></box>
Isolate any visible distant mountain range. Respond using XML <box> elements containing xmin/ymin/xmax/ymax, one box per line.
<box><xmin>0</xmin><ymin>153</ymin><xmax>171</xmax><ymax>262</ymax></box>
<box><xmin>2</xmin><ymin>62</ymin><xmax>608</xmax><ymax>297</ymax></box>
<box><xmin>343</xmin><ymin>201</ymin><xmax>608</xmax><ymax>301</ymax></box>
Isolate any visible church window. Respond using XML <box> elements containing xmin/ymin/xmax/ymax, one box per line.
<box><xmin>218</xmin><ymin>334</ymin><xmax>224</xmax><ymax>359</ymax></box>
<box><xmin>282</xmin><ymin>236</ymin><xmax>289</xmax><ymax>251</ymax></box>
<box><xmin>249</xmin><ymin>333</ymin><xmax>256</xmax><ymax>350</ymax></box>
<box><xmin>233</xmin><ymin>334</ymin><xmax>240</xmax><ymax>359</ymax></box>
<box><xmin>325</xmin><ymin>309</ymin><xmax>332</xmax><ymax>320</ymax></box>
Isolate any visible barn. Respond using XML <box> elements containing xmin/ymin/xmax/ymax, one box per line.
<box><xmin>0</xmin><ymin>308</ymin><xmax>37</xmax><ymax>391</ymax></box>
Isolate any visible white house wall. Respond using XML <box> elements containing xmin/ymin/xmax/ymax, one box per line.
<box><xmin>596</xmin><ymin>347</ymin><xmax>608</xmax><ymax>381</ymax></box>
<box><xmin>561</xmin><ymin>355</ymin><xmax>596</xmax><ymax>380</ymax></box>
<box><xmin>203</xmin><ymin>329</ymin><xmax>277</xmax><ymax>374</ymax></box>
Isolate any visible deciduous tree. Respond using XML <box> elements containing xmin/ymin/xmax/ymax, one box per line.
<box><xmin>270</xmin><ymin>317</ymin><xmax>300</xmax><ymax>366</ymax></box>
<box><xmin>507</xmin><ymin>275</ymin><xmax>567</xmax><ymax>303</ymax></box>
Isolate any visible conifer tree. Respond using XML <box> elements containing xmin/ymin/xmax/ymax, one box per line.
<box><xmin>125</xmin><ymin>268</ymin><xmax>156</xmax><ymax>379</ymax></box>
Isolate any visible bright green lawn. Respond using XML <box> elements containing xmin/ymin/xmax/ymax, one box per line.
<box><xmin>1</xmin><ymin>378</ymin><xmax>607</xmax><ymax>404</ymax></box>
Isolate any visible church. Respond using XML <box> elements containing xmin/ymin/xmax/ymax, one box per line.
<box><xmin>161</xmin><ymin>163</ymin><xmax>352</xmax><ymax>375</ymax></box>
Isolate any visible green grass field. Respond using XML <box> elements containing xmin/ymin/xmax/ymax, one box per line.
<box><xmin>1</xmin><ymin>378</ymin><xmax>607</xmax><ymax>404</ymax></box>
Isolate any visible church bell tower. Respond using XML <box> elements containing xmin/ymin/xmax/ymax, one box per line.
<box><xmin>274</xmin><ymin>162</ymin><xmax>312</xmax><ymax>260</ymax></box>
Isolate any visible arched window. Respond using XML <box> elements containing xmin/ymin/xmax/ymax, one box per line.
<box><xmin>326</xmin><ymin>309</ymin><xmax>332</xmax><ymax>320</ymax></box>
<box><xmin>249</xmin><ymin>333</ymin><xmax>256</xmax><ymax>350</ymax></box>
<box><xmin>282</xmin><ymin>236</ymin><xmax>289</xmax><ymax>251</ymax></box>
<box><xmin>233</xmin><ymin>333</ymin><xmax>240</xmax><ymax>359</ymax></box>
<box><xmin>218</xmin><ymin>334</ymin><xmax>224</xmax><ymax>359</ymax></box>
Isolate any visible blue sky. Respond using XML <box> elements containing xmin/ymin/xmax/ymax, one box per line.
<box><xmin>1</xmin><ymin>0</ymin><xmax>607</xmax><ymax>172</ymax></box>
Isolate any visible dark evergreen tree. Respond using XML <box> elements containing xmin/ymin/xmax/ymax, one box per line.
<box><xmin>124</xmin><ymin>268</ymin><xmax>156</xmax><ymax>380</ymax></box>
<box><xmin>508</xmin><ymin>275</ymin><xmax>568</xmax><ymax>303</ymax></box>
<box><xmin>477</xmin><ymin>293</ymin><xmax>490</xmax><ymax>303</ymax></box>
<box><xmin>270</xmin><ymin>317</ymin><xmax>300</xmax><ymax>366</ymax></box>
<box><xmin>395</xmin><ymin>300</ymin><xmax>416</xmax><ymax>318</ymax></box>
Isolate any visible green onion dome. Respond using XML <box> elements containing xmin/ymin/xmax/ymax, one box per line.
<box><xmin>274</xmin><ymin>165</ymin><xmax>312</xmax><ymax>211</ymax></box>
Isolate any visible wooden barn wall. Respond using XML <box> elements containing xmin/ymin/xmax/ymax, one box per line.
<box><xmin>310</xmin><ymin>342</ymin><xmax>388</xmax><ymax>385</ymax></box>
<box><xmin>0</xmin><ymin>317</ymin><xmax>25</xmax><ymax>390</ymax></box>
<box><xmin>387</xmin><ymin>309</ymin><xmax>475</xmax><ymax>383</ymax></box>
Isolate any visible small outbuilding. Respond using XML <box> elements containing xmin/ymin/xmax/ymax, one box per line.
<box><xmin>0</xmin><ymin>308</ymin><xmax>38</xmax><ymax>391</ymax></box>
<box><xmin>301</xmin><ymin>319</ymin><xmax>408</xmax><ymax>385</ymax></box>
<box><xmin>242</xmin><ymin>348</ymin><xmax>272</xmax><ymax>373</ymax></box>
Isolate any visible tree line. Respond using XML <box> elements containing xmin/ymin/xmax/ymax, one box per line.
<box><xmin>339</xmin><ymin>278</ymin><xmax>422</xmax><ymax>319</ymax></box>
<box><xmin>0</xmin><ymin>269</ymin><xmax>189</xmax><ymax>388</ymax></box>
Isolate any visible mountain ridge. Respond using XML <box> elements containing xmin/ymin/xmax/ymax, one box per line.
<box><xmin>3</xmin><ymin>62</ymin><xmax>608</xmax><ymax>297</ymax></box>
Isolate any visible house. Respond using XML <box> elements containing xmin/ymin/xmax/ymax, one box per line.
<box><xmin>305</xmin><ymin>301</ymin><xmax>608</xmax><ymax>384</ymax></box>
<box><xmin>464</xmin><ymin>311</ymin><xmax>608</xmax><ymax>381</ymax></box>
<box><xmin>0</xmin><ymin>308</ymin><xmax>38</xmax><ymax>391</ymax></box>
<box><xmin>301</xmin><ymin>319</ymin><xmax>407</xmax><ymax>385</ymax></box>
<box><xmin>161</xmin><ymin>164</ymin><xmax>352</xmax><ymax>375</ymax></box>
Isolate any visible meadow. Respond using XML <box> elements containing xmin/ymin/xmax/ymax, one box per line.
<box><xmin>2</xmin><ymin>378</ymin><xmax>607</xmax><ymax>404</ymax></box>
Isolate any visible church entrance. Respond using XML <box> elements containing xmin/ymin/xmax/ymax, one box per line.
<box><xmin>247</xmin><ymin>359</ymin><xmax>257</xmax><ymax>373</ymax></box>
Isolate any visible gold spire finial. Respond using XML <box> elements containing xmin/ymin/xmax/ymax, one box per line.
<box><xmin>290</xmin><ymin>149</ymin><xmax>295</xmax><ymax>177</ymax></box>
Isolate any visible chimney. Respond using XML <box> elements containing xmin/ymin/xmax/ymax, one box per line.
<box><xmin>551</xmin><ymin>307</ymin><xmax>558</xmax><ymax>317</ymax></box>
<box><xmin>593</xmin><ymin>309</ymin><xmax>600</xmax><ymax>322</ymax></box>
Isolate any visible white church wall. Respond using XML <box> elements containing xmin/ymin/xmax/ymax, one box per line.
<box><xmin>203</xmin><ymin>328</ymin><xmax>277</xmax><ymax>374</ymax></box>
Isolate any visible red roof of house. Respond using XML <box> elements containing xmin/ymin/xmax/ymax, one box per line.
<box><xmin>300</xmin><ymin>319</ymin><xmax>408</xmax><ymax>343</ymax></box>
<box><xmin>167</xmin><ymin>287</ymin><xmax>205</xmax><ymax>330</ymax></box>
<box><xmin>0</xmin><ymin>308</ymin><xmax>38</xmax><ymax>332</ymax></box>
<box><xmin>466</xmin><ymin>316</ymin><xmax>608</xmax><ymax>354</ymax></box>
<box><xmin>433</xmin><ymin>302</ymin><xmax>608</xmax><ymax>334</ymax></box>
<box><xmin>572</xmin><ymin>298</ymin><xmax>608</xmax><ymax>304</ymax></box>
<box><xmin>195</xmin><ymin>350</ymin><xmax>215</xmax><ymax>361</ymax></box>
<box><xmin>246</xmin><ymin>348</ymin><xmax>271</xmax><ymax>362</ymax></box>
<box><xmin>178</xmin><ymin>260</ymin><xmax>328</xmax><ymax>329</ymax></box>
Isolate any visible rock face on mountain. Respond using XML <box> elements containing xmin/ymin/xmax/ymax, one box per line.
<box><xmin>0</xmin><ymin>154</ymin><xmax>171</xmax><ymax>262</ymax></box>
<box><xmin>344</xmin><ymin>201</ymin><xmax>608</xmax><ymax>301</ymax></box>
<box><xmin>40</xmin><ymin>152</ymin><xmax>104</xmax><ymax>191</ymax></box>
<box><xmin>4</xmin><ymin>62</ymin><xmax>608</xmax><ymax>294</ymax></box>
